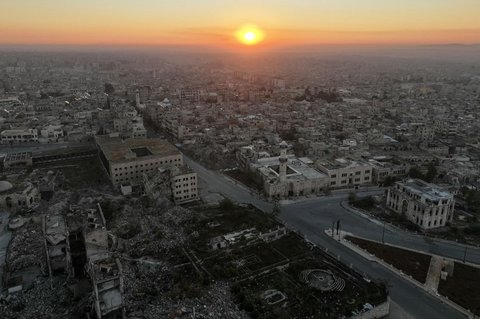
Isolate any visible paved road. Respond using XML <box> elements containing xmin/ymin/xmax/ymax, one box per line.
<box><xmin>0</xmin><ymin>212</ymin><xmax>12</xmax><ymax>291</ymax></box>
<box><xmin>185</xmin><ymin>157</ymin><xmax>473</xmax><ymax>319</ymax></box>
<box><xmin>283</xmin><ymin>196</ymin><xmax>480</xmax><ymax>265</ymax></box>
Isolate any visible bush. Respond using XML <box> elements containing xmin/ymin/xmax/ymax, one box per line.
<box><xmin>353</xmin><ymin>196</ymin><xmax>375</xmax><ymax>210</ymax></box>
<box><xmin>348</xmin><ymin>192</ymin><xmax>357</xmax><ymax>204</ymax></box>
<box><xmin>219</xmin><ymin>198</ymin><xmax>235</xmax><ymax>210</ymax></box>
<box><xmin>464</xmin><ymin>225</ymin><xmax>480</xmax><ymax>235</ymax></box>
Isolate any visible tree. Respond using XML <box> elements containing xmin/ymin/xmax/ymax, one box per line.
<box><xmin>408</xmin><ymin>167</ymin><xmax>423</xmax><ymax>179</ymax></box>
<box><xmin>383</xmin><ymin>176</ymin><xmax>396</xmax><ymax>187</ymax></box>
<box><xmin>348</xmin><ymin>192</ymin><xmax>357</xmax><ymax>204</ymax></box>
<box><xmin>219</xmin><ymin>198</ymin><xmax>234</xmax><ymax>210</ymax></box>
<box><xmin>104</xmin><ymin>82</ymin><xmax>115</xmax><ymax>94</ymax></box>
<box><xmin>424</xmin><ymin>163</ymin><xmax>437</xmax><ymax>182</ymax></box>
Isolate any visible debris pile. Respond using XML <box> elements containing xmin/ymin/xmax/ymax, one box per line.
<box><xmin>7</xmin><ymin>219</ymin><xmax>46</xmax><ymax>273</ymax></box>
<box><xmin>113</xmin><ymin>205</ymin><xmax>194</xmax><ymax>258</ymax></box>
<box><xmin>0</xmin><ymin>277</ymin><xmax>82</xmax><ymax>319</ymax></box>
<box><xmin>122</xmin><ymin>260</ymin><xmax>250</xmax><ymax>319</ymax></box>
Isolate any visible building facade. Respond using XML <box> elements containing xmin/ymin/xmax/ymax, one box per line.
<box><xmin>0</xmin><ymin>180</ymin><xmax>39</xmax><ymax>212</ymax></box>
<box><xmin>171</xmin><ymin>167</ymin><xmax>199</xmax><ymax>204</ymax></box>
<box><xmin>386</xmin><ymin>179</ymin><xmax>455</xmax><ymax>229</ymax></box>
<box><xmin>317</xmin><ymin>158</ymin><xmax>372</xmax><ymax>189</ymax></box>
<box><xmin>96</xmin><ymin>135</ymin><xmax>183</xmax><ymax>187</ymax></box>
<box><xmin>1</xmin><ymin>128</ymin><xmax>38</xmax><ymax>144</ymax></box>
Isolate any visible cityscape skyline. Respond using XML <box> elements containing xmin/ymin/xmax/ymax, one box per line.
<box><xmin>2</xmin><ymin>0</ymin><xmax>480</xmax><ymax>48</ymax></box>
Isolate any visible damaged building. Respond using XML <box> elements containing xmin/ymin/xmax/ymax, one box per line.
<box><xmin>96</xmin><ymin>134</ymin><xmax>198</xmax><ymax>203</ymax></box>
<box><xmin>43</xmin><ymin>214</ymin><xmax>73</xmax><ymax>277</ymax></box>
<box><xmin>143</xmin><ymin>165</ymin><xmax>199</xmax><ymax>205</ymax></box>
<box><xmin>83</xmin><ymin>205</ymin><xmax>125</xmax><ymax>319</ymax></box>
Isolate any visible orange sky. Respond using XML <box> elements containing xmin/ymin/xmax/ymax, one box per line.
<box><xmin>1</xmin><ymin>0</ymin><xmax>480</xmax><ymax>47</ymax></box>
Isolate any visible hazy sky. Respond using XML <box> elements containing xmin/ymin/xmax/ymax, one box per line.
<box><xmin>2</xmin><ymin>0</ymin><xmax>480</xmax><ymax>47</ymax></box>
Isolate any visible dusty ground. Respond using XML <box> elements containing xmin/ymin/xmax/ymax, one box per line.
<box><xmin>346</xmin><ymin>236</ymin><xmax>431</xmax><ymax>284</ymax></box>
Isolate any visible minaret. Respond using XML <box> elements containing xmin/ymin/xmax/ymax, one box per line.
<box><xmin>279</xmin><ymin>141</ymin><xmax>288</xmax><ymax>183</ymax></box>
<box><xmin>135</xmin><ymin>89</ymin><xmax>140</xmax><ymax>108</ymax></box>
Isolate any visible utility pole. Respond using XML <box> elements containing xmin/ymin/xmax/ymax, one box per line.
<box><xmin>381</xmin><ymin>222</ymin><xmax>386</xmax><ymax>244</ymax></box>
<box><xmin>339</xmin><ymin>220</ymin><xmax>342</xmax><ymax>240</ymax></box>
<box><xmin>463</xmin><ymin>245</ymin><xmax>468</xmax><ymax>263</ymax></box>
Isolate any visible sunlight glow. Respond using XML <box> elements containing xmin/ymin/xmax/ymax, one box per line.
<box><xmin>235</xmin><ymin>24</ymin><xmax>265</xmax><ymax>46</ymax></box>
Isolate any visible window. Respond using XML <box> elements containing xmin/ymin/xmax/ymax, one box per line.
<box><xmin>331</xmin><ymin>174</ymin><xmax>337</xmax><ymax>178</ymax></box>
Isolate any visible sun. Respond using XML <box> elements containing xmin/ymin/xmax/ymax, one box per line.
<box><xmin>235</xmin><ymin>24</ymin><xmax>265</xmax><ymax>46</ymax></box>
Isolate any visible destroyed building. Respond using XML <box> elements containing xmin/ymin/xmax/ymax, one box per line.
<box><xmin>84</xmin><ymin>205</ymin><xmax>125</xmax><ymax>319</ymax></box>
<box><xmin>143</xmin><ymin>165</ymin><xmax>199</xmax><ymax>205</ymax></box>
<box><xmin>0</xmin><ymin>178</ymin><xmax>39</xmax><ymax>212</ymax></box>
<box><xmin>43</xmin><ymin>214</ymin><xmax>73</xmax><ymax>277</ymax></box>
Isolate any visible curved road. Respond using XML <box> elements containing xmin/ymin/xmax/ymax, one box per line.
<box><xmin>186</xmin><ymin>156</ymin><xmax>477</xmax><ymax>319</ymax></box>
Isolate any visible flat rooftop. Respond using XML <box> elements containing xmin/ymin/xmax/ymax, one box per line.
<box><xmin>4</xmin><ymin>152</ymin><xmax>32</xmax><ymax>162</ymax></box>
<box><xmin>254</xmin><ymin>155</ymin><xmax>327</xmax><ymax>181</ymax></box>
<box><xmin>318</xmin><ymin>158</ymin><xmax>368</xmax><ymax>170</ymax></box>
<box><xmin>398</xmin><ymin>179</ymin><xmax>452</xmax><ymax>201</ymax></box>
<box><xmin>96</xmin><ymin>135</ymin><xmax>180</xmax><ymax>163</ymax></box>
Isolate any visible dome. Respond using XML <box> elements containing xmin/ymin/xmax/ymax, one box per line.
<box><xmin>0</xmin><ymin>181</ymin><xmax>13</xmax><ymax>193</ymax></box>
<box><xmin>279</xmin><ymin>140</ymin><xmax>288</xmax><ymax>148</ymax></box>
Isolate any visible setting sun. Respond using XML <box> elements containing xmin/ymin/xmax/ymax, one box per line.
<box><xmin>235</xmin><ymin>24</ymin><xmax>265</xmax><ymax>46</ymax></box>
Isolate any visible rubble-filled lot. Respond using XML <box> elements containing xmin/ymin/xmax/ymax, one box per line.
<box><xmin>0</xmin><ymin>276</ymin><xmax>85</xmax><ymax>319</ymax></box>
<box><xmin>123</xmin><ymin>261</ymin><xmax>249</xmax><ymax>318</ymax></box>
<box><xmin>5</xmin><ymin>219</ymin><xmax>46</xmax><ymax>274</ymax></box>
<box><xmin>1</xmin><ymin>166</ymin><xmax>387</xmax><ymax>319</ymax></box>
<box><xmin>183</xmin><ymin>205</ymin><xmax>388</xmax><ymax>319</ymax></box>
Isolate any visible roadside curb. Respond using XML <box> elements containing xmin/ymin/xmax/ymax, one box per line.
<box><xmin>341</xmin><ymin>201</ymin><xmax>480</xmax><ymax>259</ymax></box>
<box><xmin>333</xmin><ymin>231</ymin><xmax>477</xmax><ymax>319</ymax></box>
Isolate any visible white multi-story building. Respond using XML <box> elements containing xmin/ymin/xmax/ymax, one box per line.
<box><xmin>96</xmin><ymin>135</ymin><xmax>183</xmax><ymax>187</ymax></box>
<box><xmin>316</xmin><ymin>158</ymin><xmax>372</xmax><ymax>189</ymax></box>
<box><xmin>386</xmin><ymin>179</ymin><xmax>455</xmax><ymax>229</ymax></box>
<box><xmin>1</xmin><ymin>128</ymin><xmax>38</xmax><ymax>144</ymax></box>
<box><xmin>171</xmin><ymin>166</ymin><xmax>198</xmax><ymax>204</ymax></box>
<box><xmin>40</xmin><ymin>125</ymin><xmax>64</xmax><ymax>142</ymax></box>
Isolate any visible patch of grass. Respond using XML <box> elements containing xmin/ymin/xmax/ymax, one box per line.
<box><xmin>438</xmin><ymin>262</ymin><xmax>480</xmax><ymax>316</ymax></box>
<box><xmin>347</xmin><ymin>236</ymin><xmax>431</xmax><ymax>284</ymax></box>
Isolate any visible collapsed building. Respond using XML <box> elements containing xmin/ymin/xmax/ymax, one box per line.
<box><xmin>80</xmin><ymin>205</ymin><xmax>125</xmax><ymax>319</ymax></box>
<box><xmin>42</xmin><ymin>205</ymin><xmax>125</xmax><ymax>318</ymax></box>
<box><xmin>44</xmin><ymin>214</ymin><xmax>73</xmax><ymax>278</ymax></box>
<box><xmin>0</xmin><ymin>179</ymin><xmax>39</xmax><ymax>212</ymax></box>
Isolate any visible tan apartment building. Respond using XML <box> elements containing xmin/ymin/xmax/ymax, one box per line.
<box><xmin>96</xmin><ymin>135</ymin><xmax>183</xmax><ymax>186</ymax></box>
